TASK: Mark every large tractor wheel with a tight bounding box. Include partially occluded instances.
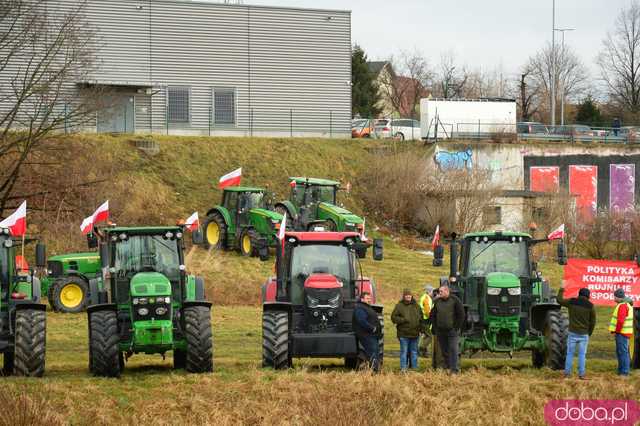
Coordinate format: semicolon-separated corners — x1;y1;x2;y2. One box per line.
632;308;640;369
184;306;213;373
51;276;90;313
14;309;46;377
262;310;290;369
203;212;227;250
543;310;568;370
274;204;290;218
89;310;121;377
239;228;259;257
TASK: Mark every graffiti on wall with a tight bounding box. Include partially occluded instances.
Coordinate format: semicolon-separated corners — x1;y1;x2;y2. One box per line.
434;148;473;170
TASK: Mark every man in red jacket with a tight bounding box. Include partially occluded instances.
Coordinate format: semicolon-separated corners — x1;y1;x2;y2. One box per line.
609;288;634;376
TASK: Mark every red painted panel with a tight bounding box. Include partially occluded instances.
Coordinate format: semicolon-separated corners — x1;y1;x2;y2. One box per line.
285;231;361;242
530;166;559;192
569;165;598;222
304;274;343;289
263;278;277;302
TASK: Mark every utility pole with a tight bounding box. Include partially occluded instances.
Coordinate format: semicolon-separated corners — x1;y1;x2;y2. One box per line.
554;28;575;126
520;74;527;121
551;0;556;127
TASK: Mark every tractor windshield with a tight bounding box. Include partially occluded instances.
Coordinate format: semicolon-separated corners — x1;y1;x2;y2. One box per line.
467;240;529;278
240;192;264;210
288;244;354;304
113;235;181;281
305;185;336;205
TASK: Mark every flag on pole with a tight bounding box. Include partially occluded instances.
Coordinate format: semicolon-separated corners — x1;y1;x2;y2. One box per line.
185;212;199;231
431;224;440;249
547;223;565;240
80;200;110;235
289;180;296;188
218;167;242;189
0;200;27;237
278;213;287;252
360;218;368;241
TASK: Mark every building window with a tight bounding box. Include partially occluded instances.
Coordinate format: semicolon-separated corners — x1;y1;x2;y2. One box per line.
214;88;236;126
167;86;190;123
483;206;502;226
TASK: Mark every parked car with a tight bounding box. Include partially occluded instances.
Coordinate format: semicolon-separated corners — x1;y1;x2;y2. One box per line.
550;124;594;137
374;119;421;140
618;126;640;141
351;119;374;138
517;122;548;134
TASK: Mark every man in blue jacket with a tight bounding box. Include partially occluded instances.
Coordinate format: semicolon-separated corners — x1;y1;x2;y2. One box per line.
353;292;381;372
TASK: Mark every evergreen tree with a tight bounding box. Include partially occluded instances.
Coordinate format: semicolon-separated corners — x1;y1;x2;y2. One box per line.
352;45;381;118
574;96;603;126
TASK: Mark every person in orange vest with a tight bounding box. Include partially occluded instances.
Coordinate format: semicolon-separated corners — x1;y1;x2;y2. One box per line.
609;288;634;376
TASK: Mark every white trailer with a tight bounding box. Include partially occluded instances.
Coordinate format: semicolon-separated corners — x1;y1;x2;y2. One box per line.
420;98;517;139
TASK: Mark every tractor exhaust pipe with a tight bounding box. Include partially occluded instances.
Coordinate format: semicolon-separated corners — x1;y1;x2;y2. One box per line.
449;233;458;279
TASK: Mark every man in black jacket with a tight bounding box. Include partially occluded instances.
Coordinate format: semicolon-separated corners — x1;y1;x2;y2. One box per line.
353;292;381;371
430;285;465;373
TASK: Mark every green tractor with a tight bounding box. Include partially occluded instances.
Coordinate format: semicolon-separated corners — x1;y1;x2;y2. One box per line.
275;177;364;232
42;252;100;313
202;186;283;256
0;228;47;376
432;230;569;369
86;226;212;377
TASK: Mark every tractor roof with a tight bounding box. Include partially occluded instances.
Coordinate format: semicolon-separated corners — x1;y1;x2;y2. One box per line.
284;231;361;242
104;226;182;234
223;186;265;193
290;177;340;187
464;231;532;239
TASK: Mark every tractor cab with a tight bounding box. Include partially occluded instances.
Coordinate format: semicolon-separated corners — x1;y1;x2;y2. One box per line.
203;186;283;256
260;232;384;369
87;226;212;377
276;177;364;232
432;230;569;369
0;228;47;377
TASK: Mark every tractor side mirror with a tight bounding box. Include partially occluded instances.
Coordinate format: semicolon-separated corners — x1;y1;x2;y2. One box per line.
99;243;109;268
557;241;567;266
87;233;98;249
35;243;46;268
372;238;383;261
192;229;204;245
433;244;444;267
258;238;269;261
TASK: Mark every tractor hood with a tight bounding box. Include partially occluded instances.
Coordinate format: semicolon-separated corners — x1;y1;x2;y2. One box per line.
318;203;363;224
250;208;283;222
486;272;520;288
304;273;344;289
48;252;99;262
130;272;172;297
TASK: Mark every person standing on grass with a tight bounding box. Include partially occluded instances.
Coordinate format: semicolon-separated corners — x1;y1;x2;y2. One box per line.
557;281;596;380
353;292;381;372
429;285;464;374
609;288;633;376
418;284;435;357
391;288;422;372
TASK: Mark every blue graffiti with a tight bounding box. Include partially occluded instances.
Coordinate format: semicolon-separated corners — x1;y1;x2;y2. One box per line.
434;148;473;170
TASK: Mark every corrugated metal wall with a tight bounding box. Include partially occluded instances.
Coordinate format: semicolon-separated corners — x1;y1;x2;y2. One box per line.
85;0;352;137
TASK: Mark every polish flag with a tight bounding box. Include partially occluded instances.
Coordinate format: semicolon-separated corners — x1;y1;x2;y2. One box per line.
218;168;242;189
278;213;287;252
80;200;109;235
547;224;565;240
185;212;199;231
360;218;368;241
289;180;296;188
0;200;27;237
431;224;440;249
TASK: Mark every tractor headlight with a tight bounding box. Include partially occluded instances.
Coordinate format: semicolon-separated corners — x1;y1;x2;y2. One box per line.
306;295;319;308
138;307;149;316
137;297;148;305
133;298;139;305
507;287;521;296
164;296;171;303
487;287;501;296
155;307;168;315
176;232;183;239
328;294;341;309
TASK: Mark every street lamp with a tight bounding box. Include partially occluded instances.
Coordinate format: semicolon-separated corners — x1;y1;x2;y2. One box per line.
554;28;575;126
551;0;555;127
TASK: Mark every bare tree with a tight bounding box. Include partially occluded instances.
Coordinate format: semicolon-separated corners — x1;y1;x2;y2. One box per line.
433;52;469;99
597;1;640;114
0;0;103;215
527;42;589;122
378;50;432;118
516;66;541;121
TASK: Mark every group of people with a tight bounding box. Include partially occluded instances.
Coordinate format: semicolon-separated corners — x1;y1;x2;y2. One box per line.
353;280;635;376
558;281;634;379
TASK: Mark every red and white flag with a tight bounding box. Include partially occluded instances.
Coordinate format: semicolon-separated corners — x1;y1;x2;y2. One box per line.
185;212;199;231
80;200;109;235
431;224;440;249
278;213;287;241
0;200;27;237
218;167;242;189
547;223;565;240
360;218;368;241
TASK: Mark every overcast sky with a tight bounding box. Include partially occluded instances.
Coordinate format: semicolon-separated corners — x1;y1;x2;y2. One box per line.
245;0;620;79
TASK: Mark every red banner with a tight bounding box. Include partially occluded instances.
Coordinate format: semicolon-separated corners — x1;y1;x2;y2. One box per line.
563;258;640;307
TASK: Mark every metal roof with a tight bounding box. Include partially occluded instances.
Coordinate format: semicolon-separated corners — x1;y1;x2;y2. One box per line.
223;186;265;192
290;177;340;186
